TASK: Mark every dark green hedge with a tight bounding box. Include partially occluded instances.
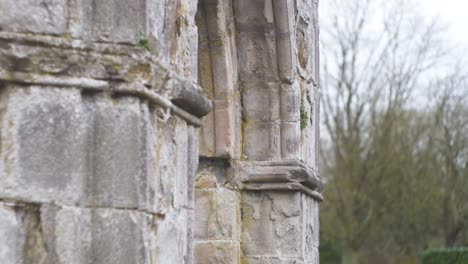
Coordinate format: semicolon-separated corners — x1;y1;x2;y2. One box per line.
422;248;468;264
319;239;342;264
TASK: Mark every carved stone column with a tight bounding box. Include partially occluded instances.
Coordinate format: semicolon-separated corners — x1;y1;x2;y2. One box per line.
195;0;323;263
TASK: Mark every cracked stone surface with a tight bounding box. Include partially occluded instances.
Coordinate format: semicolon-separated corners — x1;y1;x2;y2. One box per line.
0;0;320;263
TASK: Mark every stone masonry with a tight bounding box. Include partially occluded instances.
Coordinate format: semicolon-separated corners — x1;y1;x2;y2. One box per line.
0;0;323;264
195;0;323;263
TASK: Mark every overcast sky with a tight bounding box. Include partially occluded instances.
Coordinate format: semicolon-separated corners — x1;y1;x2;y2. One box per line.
421;0;468;48
319;0;468;53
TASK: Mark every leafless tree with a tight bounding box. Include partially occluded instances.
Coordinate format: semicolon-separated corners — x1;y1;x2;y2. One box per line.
319;0;463;263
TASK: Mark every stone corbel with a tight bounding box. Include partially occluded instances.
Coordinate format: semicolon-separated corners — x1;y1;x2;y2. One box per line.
171;80;213;118
229;160;325;200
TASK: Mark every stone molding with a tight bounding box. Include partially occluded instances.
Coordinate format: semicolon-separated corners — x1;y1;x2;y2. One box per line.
197;0;241;158
0;32;212;126
229;160;325;201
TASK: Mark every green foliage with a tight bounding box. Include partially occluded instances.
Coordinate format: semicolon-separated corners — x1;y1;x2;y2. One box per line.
421;248;468;264
320;0;468;263
320;239;342;264
139;32;151;51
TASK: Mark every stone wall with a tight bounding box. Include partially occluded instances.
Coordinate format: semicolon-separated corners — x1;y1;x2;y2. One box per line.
194;0;323;263
0;0;210;263
0;0;323;263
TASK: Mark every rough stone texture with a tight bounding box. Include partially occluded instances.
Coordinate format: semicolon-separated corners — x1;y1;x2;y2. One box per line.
0;86;195;213
194;158;241;263
194;241;240;264
242;191;302;257
195;188;239;240
0;202;159;264
0;86;87;204
72;0;146;44
0;0;321;263
195;0;322;263
197;0;241;158
0;0;206;263
0;0;68;35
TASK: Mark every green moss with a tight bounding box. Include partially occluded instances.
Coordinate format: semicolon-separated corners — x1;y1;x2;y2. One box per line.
139;32;151;52
209;37;224;46
125;63;152;82
63;33;73;41
300;96;308;130
240;116;251;160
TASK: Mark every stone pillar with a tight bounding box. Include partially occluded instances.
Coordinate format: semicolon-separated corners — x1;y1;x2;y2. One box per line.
194;1;243;263
194;0;323;263
0;1;210;263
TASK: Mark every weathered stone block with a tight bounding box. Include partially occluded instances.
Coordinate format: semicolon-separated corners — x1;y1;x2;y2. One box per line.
72;0;146;44
82;94;143;208
302;194;319;250
183;24;200;82
40;205;149;264
200;111;216;157
236;32;278;82
295;0;319;84
186;126;199;264
146;0;167;41
195;169;218;189
280;84;300;122
273;0;296;83
244;122;280;161
41;204;91;264
174;118;189;208
155;116;177;213
195;188;239;240
137;102;154;213
196;158;229;189
214;107;235;157
147;0;199;79
242;256;303;264
0;88;160;210
241;191;302;257
0;87;87;204
300;87;317;169
242;81;280;122
152;209;190;264
0;0;68;35
145;0;175;67
187;125;200;202
0;203;24;263
307;247;319;264
195;241;240;264
233;0;271;26
281;122;301;159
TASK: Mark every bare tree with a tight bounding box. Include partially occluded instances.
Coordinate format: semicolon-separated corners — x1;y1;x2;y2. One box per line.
430;72;468;247
319;0;454;263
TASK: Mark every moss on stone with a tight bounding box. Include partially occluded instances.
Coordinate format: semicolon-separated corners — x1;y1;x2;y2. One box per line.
240;116;251;160
138;33;151;52
300;96;308;130
125;63;152;82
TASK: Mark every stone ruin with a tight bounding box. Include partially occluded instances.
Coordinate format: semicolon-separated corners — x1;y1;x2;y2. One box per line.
0;0;323;263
